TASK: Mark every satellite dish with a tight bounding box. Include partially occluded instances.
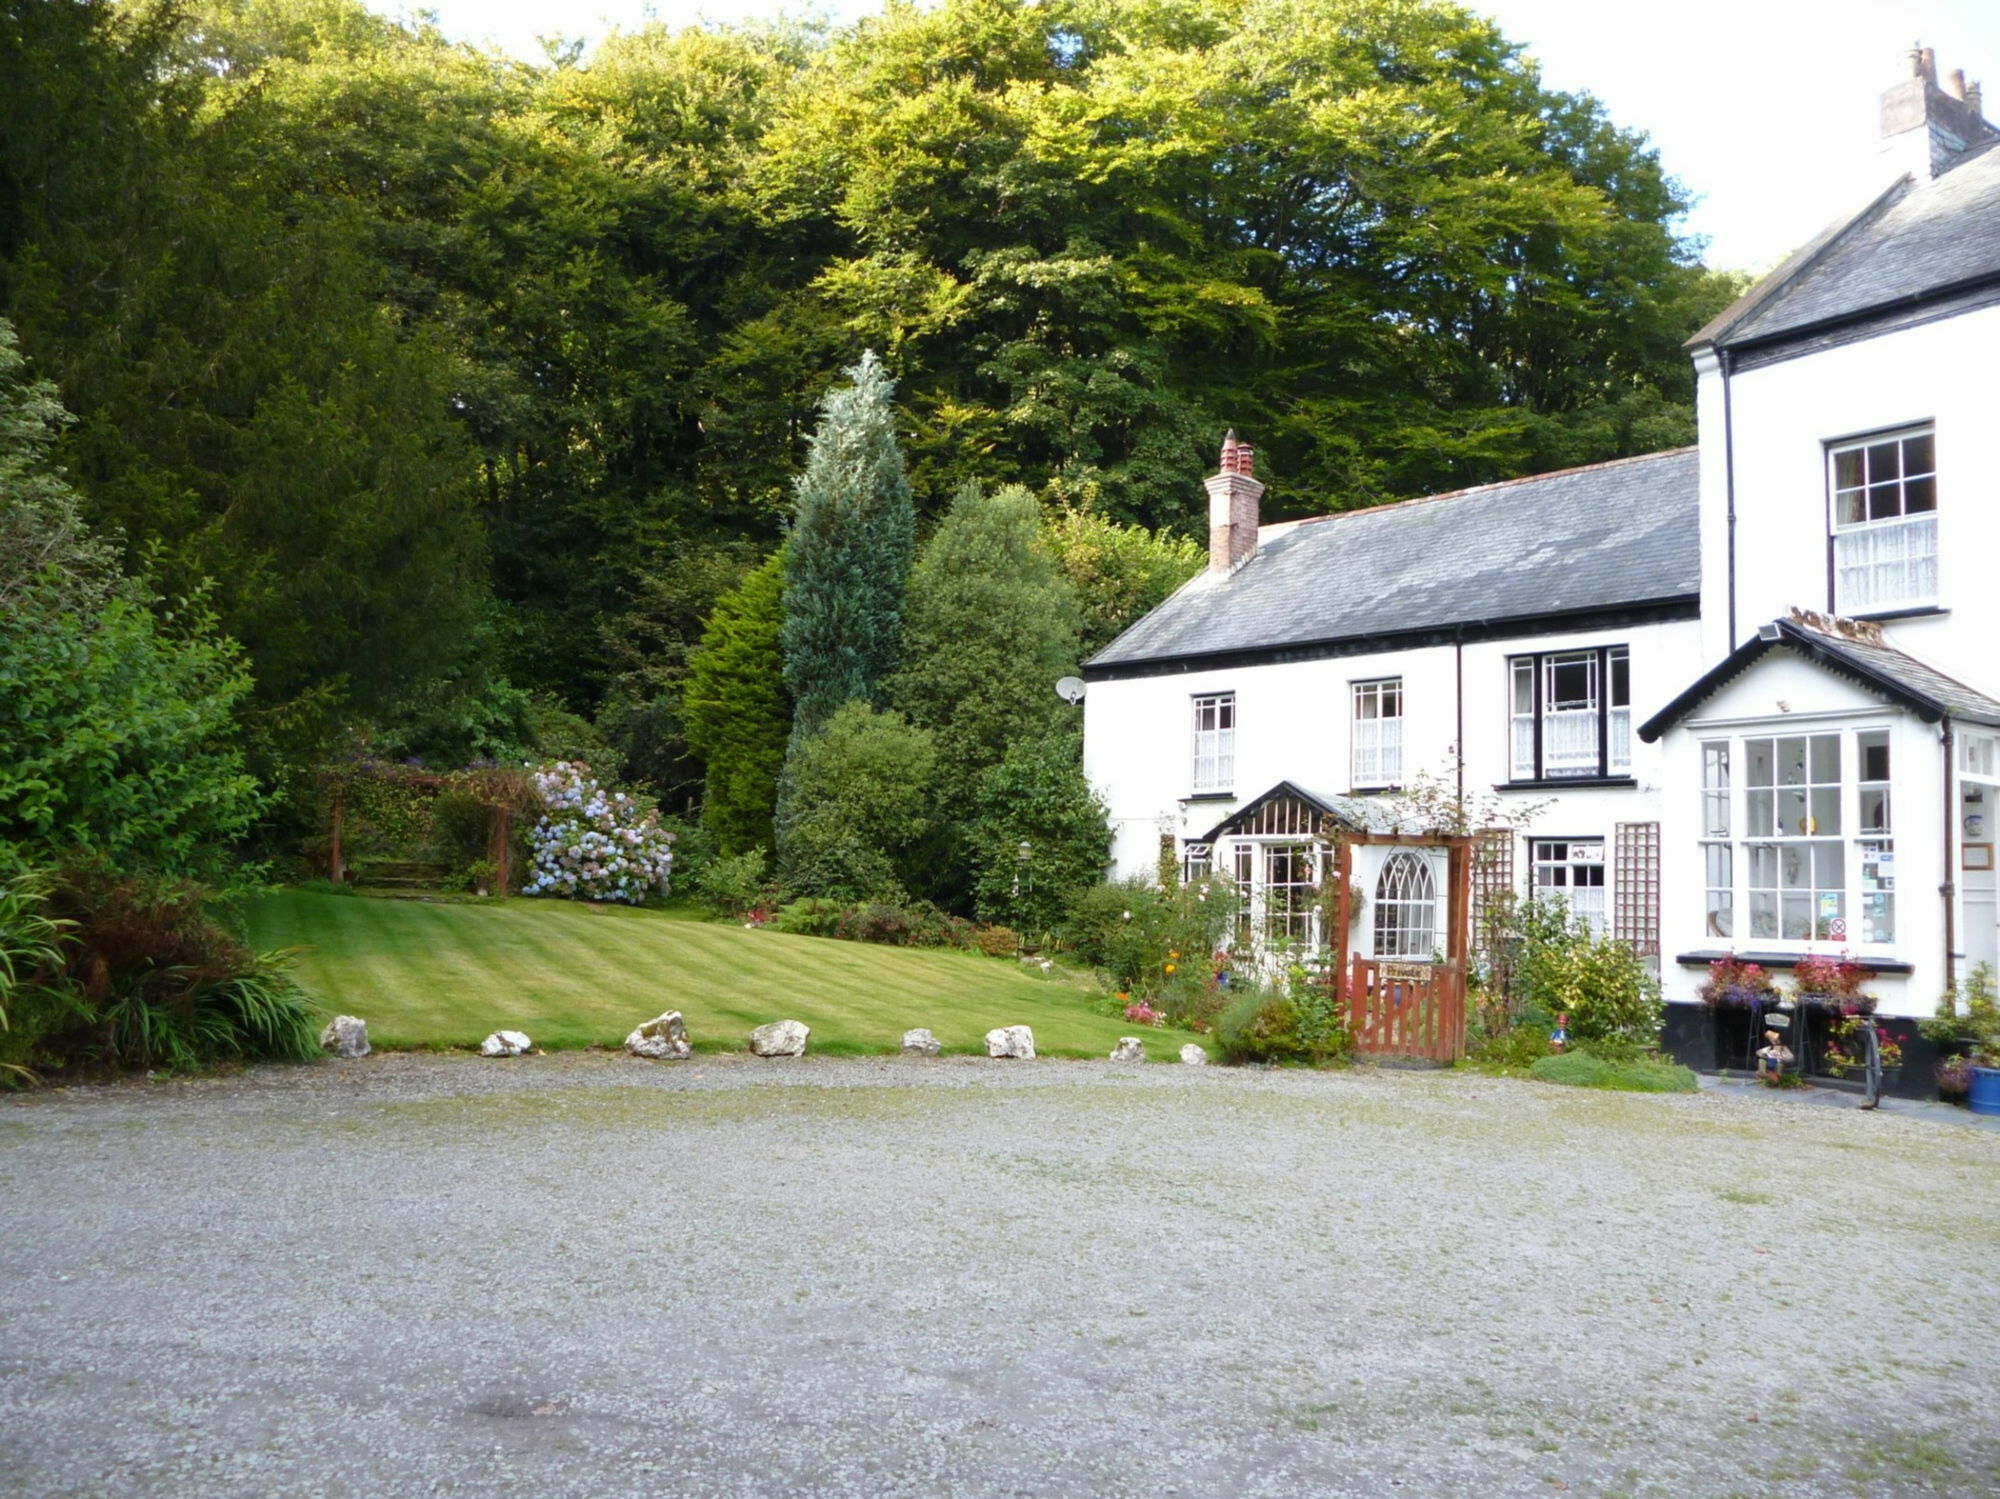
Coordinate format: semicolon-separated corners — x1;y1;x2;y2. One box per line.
1054;676;1087;705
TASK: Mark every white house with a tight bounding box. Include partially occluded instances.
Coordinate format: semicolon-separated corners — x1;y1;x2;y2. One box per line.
1081;48;1999;1080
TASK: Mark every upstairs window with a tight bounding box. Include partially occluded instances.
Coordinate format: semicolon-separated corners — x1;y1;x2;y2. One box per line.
1831;427;1937;613
1508;646;1631;781
1351;678;1403;788
1191;693;1235;793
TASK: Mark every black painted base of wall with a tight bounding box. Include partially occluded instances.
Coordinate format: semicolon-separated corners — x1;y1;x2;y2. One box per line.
1659;1002;1947;1101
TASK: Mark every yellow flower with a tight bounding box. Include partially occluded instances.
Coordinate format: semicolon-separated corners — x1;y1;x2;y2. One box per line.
1164;962;1178;975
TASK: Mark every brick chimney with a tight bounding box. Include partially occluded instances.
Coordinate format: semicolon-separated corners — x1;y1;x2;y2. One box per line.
1205;430;1265;575
1881;44;1996;181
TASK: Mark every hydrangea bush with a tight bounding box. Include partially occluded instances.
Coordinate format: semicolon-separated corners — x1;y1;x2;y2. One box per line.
522;762;675;903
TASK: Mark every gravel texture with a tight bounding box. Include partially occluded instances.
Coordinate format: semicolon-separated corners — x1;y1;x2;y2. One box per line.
3;1053;1997;1498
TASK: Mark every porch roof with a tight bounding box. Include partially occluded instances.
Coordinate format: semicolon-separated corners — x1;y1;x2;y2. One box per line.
1193;782;1442;844
1637;614;2000;741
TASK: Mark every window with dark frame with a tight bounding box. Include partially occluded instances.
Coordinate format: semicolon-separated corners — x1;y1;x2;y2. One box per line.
1829;426;1937;614
1508;645;1631;781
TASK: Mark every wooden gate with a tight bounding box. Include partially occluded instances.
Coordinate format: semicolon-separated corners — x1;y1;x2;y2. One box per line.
1347;958;1466;1061
1325;830;1474;1063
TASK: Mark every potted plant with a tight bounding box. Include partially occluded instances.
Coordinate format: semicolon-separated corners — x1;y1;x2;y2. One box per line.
1925;964;2000;1116
1821;1014;1902;1084
1936;1054;1974;1106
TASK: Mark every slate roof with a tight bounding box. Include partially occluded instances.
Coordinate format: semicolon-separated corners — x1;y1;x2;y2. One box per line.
1085;448;1699;673
1638;615;2000;741
1697;140;2000;349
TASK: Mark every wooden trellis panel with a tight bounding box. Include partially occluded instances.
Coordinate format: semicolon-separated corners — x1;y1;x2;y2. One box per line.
1614;821;1662;957
1469;829;1514;972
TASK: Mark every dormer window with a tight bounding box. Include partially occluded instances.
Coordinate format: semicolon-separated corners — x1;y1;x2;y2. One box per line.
1830;427;1937;614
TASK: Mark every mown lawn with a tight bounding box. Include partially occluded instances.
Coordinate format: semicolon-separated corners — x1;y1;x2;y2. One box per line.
246;890;1196;1059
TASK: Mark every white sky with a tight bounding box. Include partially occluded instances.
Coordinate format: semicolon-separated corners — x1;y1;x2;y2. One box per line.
386;0;2000;271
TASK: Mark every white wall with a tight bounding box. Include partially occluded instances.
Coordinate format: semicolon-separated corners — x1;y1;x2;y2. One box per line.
1696;302;2000;681
1083;617;1703;889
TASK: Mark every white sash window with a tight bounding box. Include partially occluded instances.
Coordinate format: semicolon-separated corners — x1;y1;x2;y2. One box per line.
1831;428;1937;614
1351;678;1403;788
1191;693;1235;793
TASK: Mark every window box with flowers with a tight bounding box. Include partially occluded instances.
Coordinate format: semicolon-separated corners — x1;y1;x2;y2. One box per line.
1698;956;1778;1009
1786;953;1877;1013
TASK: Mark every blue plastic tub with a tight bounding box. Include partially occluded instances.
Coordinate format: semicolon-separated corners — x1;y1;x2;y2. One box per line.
1969;1065;2000;1117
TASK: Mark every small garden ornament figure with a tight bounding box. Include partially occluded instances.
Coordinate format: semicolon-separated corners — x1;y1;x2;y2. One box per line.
1549;1012;1569;1053
1755;1029;1795;1080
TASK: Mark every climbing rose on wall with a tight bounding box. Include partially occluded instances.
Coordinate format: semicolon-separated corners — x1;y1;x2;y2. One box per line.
523;762;675;904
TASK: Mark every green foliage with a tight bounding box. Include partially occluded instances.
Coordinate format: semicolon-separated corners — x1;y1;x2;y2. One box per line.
1040;505;1204;655
0;321;112;614
0;867;73;1082
1466;999;1558;1072
893;483;1081;783
771;896;978;949
966;731;1111;937
1510;898;1662;1051
1062;873;1237;1019
1923;963;2000;1058
781;352;916;741
0;573;263;885
1528;1051;1698;1094
683;551;792;856
1215;985;1347;1067
690;847;772;918
22;863;322;1073
777;702;937;902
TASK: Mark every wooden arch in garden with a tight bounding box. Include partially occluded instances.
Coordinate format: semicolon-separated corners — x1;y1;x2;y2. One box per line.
317;761;541;896
1321;816;1475;1063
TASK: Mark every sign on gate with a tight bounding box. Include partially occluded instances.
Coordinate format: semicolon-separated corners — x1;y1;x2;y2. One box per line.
1382;961;1433;981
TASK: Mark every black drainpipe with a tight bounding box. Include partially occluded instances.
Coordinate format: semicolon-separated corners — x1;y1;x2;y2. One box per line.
1719;346;1740;648
1943;720;1958;997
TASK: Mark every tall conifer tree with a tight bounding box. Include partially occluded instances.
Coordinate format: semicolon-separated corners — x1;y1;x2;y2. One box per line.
682;550;791;858
779;351;915;742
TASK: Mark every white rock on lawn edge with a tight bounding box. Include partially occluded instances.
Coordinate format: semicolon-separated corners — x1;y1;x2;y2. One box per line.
480;1030;532;1058
319;1015;370;1059
985;1025;1035;1060
901;1028;942;1056
1179;1044;1209;1066
1109;1036;1145;1063
750;1019;809;1057
626;1011;691;1061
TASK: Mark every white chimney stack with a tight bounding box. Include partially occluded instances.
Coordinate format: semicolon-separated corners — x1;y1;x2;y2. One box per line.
1205;430;1265;575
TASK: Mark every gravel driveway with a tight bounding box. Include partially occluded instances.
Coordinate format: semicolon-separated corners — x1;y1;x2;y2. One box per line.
2;1054;1996;1498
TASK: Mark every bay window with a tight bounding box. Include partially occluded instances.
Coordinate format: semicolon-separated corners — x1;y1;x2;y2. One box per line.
1509;646;1631;780
1697;726;1896;949
1191;692;1235;793
1830;427;1936;614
